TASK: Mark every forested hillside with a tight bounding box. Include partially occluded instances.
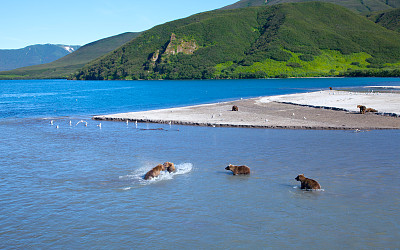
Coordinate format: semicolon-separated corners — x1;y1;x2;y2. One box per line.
72;2;400;80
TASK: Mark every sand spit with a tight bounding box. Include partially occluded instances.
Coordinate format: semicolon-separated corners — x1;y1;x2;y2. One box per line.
93;90;400;130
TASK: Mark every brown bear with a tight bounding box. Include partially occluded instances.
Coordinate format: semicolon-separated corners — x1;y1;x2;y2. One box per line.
225;164;250;175
366;107;378;113
232;105;239;111
144;164;165;180
163;162;175;173
295;174;321;190
357;105;366;114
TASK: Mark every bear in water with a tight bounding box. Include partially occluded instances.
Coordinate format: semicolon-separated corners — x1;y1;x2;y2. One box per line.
163;162;175;173
295;174;321;190
144;164;165;180
232;105;239;111
225;164;250;175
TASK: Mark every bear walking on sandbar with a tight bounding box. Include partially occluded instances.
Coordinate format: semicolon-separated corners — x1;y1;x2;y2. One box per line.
163;162;175;173
232;105;239;111
144;164;165;180
225;164;250;175
295;174;321;190
357;105;366;114
366;107;378;113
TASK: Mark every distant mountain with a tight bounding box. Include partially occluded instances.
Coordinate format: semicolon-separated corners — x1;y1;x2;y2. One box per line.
72;2;400;80
222;0;400;13
0;32;140;79
367;7;400;32
0;44;80;71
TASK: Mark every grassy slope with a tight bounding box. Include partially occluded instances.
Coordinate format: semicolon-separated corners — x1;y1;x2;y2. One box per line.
218;2;400;78
74;2;400;80
0;32;140;79
222;0;400;13
367;7;400;32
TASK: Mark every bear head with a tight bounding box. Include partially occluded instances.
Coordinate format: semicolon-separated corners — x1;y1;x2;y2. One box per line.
225;164;234;170
295;174;305;181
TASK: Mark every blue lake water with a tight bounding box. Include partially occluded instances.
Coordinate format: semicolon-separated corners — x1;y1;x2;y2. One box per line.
1;78;400;249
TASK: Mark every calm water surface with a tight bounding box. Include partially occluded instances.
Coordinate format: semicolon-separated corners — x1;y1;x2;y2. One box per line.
0;78;399;249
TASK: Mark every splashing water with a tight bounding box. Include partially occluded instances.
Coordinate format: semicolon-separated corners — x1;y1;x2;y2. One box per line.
119;163;193;188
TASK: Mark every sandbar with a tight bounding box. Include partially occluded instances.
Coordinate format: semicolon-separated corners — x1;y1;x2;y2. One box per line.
93;90;400;130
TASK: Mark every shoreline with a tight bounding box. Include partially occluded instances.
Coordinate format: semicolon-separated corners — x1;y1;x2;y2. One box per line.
93;90;400;130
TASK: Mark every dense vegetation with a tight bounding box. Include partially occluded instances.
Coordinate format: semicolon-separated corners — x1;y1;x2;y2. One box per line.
222;0;400;13
73;2;400;80
0;44;80;71
367;7;400;32
0;32;140;79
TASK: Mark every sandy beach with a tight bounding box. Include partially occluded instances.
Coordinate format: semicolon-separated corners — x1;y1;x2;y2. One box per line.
93;89;400;130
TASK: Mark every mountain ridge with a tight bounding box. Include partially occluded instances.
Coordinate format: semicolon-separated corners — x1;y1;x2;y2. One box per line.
72;2;400;80
0;32;140;79
222;0;400;13
0;44;80;71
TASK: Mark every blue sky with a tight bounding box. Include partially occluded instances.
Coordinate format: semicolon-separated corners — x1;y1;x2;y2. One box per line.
1;0;235;49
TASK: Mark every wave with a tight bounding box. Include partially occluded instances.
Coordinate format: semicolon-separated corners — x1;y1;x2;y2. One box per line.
119;163;193;188
293;186;325;191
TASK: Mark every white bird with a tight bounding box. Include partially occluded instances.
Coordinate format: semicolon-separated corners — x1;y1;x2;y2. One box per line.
265;119;269;122
76;120;88;127
97;123;102;129
292;113;295;116
126;120;129;125
56;125;59;129
69;120;72;126
50;120;54;125
303;117;307;120
211;114;215;119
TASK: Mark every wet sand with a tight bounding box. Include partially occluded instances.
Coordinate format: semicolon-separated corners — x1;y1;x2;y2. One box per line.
93;90;400;130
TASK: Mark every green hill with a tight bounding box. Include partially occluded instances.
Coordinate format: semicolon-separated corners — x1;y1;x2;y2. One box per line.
0;44;80;71
367;7;400;32
0;32;140;79
222;0;400;13
73;2;400;80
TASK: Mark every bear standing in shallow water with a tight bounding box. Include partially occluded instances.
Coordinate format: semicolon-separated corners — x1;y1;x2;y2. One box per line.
295;174;321;190
144;164;165;180
225;164;250;175
163;162;175;173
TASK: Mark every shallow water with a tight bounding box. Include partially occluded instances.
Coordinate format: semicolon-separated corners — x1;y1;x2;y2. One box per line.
0;79;399;249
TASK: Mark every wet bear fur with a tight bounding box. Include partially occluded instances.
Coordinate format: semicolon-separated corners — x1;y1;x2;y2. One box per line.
295;174;321;190
163;162;175;173
144;164;165;180
232;105;239;111
225;164;250;175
